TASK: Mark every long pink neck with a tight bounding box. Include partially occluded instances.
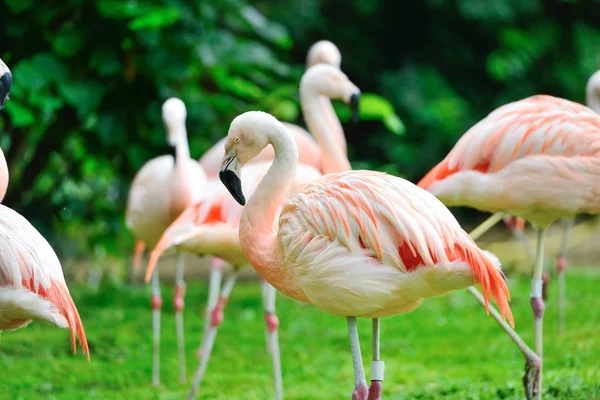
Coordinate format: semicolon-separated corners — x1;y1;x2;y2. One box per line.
239;126;308;301
302;91;351;174
0;148;7;203
170;127;194;218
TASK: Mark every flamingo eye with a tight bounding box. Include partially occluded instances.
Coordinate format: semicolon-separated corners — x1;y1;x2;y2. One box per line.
234;137;240;143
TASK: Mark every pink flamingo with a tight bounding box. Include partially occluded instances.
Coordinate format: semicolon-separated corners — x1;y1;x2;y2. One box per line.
418;94;600;399
147;162;320;400
146;64;361;399
125;97;207;385
184;41;345;339
218;111;513;400
134;44;341;271
197;40;345;179
499;70;600;334
0;61;89;360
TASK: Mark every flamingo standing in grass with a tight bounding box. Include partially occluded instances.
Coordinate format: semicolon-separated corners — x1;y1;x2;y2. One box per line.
125;97;207;385
474;69;600;335
0;58;89;360
169;41;345;343
217;111;513;400
418;94;600;399
146;64;361;399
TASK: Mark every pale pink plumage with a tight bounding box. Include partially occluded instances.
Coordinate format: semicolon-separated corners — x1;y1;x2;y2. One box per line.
125;97;207;386
0;204;89;359
0;58;89;360
246;170;512;321
418;95;600;226
418;94;600;399
145;161;321;279
220;111;513;399
126;155;206;247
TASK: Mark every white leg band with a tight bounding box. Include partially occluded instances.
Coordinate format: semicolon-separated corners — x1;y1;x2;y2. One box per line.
371;360;385;381
530;278;543;298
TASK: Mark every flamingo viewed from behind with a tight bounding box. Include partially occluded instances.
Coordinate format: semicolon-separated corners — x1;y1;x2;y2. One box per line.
146;63;361;399
0;58;89;361
218;111;513;400
418;94;600;399
125;97;207;385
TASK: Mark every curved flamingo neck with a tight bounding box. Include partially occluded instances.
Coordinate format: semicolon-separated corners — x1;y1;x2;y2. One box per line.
586;72;600;114
174;127;191;164
301;90;351;174
587;88;600;114
239;124;307;301
0;148;7;203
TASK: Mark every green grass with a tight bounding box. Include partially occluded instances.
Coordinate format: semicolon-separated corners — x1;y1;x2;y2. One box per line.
1;269;600;400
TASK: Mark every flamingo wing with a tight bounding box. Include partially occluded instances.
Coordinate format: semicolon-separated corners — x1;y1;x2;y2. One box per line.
278;170;512;322
418;95;600;189
0;205;89;360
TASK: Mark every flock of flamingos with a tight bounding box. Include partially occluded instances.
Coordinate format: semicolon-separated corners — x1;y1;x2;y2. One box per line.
0;40;599;400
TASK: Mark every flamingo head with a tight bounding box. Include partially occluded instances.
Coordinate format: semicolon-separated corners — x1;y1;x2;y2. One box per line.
0;58;12;111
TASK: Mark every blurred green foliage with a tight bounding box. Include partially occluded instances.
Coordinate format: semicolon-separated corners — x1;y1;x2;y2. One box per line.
0;0;599;265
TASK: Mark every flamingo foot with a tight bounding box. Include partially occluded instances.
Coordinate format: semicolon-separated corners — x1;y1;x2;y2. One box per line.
523;354;541;400
352;383;368;400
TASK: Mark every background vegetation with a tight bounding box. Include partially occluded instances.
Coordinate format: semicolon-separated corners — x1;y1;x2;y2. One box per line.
1;0;599;270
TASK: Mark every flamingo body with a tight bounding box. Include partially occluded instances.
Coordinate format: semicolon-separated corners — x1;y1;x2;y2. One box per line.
126;155;206;247
219;111;514;400
0;204;90;359
253;170;512;320
418;95;600;226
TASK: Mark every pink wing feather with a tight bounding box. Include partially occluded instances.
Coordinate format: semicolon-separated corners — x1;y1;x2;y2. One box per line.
419;95;600;188
278;170;513;324
0;205;89;360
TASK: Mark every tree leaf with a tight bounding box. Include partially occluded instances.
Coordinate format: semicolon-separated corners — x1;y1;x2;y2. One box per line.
5;100;36;127
128;7;181;31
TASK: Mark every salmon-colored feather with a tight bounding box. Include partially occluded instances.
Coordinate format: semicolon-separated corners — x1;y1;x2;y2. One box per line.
0;205;89;360
417;95;600;225
277;170;513;323
418;95;600;187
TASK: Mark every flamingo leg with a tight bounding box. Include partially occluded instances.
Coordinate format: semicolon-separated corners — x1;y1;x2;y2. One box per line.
188;267;239;400
466;287;540;398
174;252;187;383
468;212;506;240
557;217;572;335
531;228;547;400
347;317;368;400
468;226;541;400
367;318;383;400
151;268;162;386
197;258;224;359
263;282;283;400
261;279;272;354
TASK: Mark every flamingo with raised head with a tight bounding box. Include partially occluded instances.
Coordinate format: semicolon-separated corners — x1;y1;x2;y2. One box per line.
418;94;600;399
125;97;207;385
198;40;345;179
190;41;346;341
146;64;361;399
0;58;89;360
217;111;513;400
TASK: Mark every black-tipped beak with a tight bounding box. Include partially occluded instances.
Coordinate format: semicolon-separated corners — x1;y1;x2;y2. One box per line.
166;143;177;158
0;70;12;111
350;93;360;125
220;169;246;206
